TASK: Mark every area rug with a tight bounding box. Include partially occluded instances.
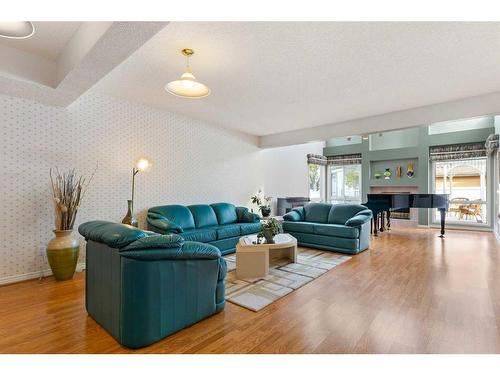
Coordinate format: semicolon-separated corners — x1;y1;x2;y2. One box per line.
224;248;351;311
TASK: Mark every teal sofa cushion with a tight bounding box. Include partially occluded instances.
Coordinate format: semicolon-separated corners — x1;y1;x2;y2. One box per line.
181;228;217;242
328;204;368;224
211;203;238;225
282;221;314;234
149;205;195;230
188;204;219;228
312;223;359;239
217;224;241;240
208;237;240;255
239;222;261;235
304;203;332;223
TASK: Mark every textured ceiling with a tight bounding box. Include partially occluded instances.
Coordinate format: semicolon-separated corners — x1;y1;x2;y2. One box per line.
94;22;500;136
0;22;81;61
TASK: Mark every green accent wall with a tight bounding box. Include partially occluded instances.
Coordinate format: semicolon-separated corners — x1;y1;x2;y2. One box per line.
323;125;495;227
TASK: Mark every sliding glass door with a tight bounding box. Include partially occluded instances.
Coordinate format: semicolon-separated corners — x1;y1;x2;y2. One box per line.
432;158;488;225
329;164;362;204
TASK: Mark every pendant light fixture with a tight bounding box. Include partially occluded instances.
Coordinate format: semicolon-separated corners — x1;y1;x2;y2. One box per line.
165;48;210;98
0;22;35;39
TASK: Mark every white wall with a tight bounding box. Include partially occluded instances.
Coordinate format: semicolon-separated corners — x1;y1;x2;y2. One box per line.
0;92;263;284
259;142;325;214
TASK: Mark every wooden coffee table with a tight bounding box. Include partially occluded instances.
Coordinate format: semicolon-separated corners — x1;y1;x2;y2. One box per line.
235;233;297;279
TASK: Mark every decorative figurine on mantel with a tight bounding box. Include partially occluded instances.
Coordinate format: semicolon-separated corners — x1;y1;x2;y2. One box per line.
383;168;392;179
406;162;415;178
395;165;402;178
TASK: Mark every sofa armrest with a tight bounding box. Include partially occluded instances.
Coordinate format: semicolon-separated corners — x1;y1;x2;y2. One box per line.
243;211;260;223
236;206;260;223
120;241;221;261
283;207;304;222
121;234;184;251
78;220;147;248
345;212;372;227
147;212;184;233
356;209;373;217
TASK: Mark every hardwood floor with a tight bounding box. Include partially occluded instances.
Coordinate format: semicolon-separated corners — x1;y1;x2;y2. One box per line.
1;227;500;354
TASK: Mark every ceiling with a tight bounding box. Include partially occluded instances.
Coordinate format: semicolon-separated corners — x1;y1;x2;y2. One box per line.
0;22;81;61
2;22;500;143
94;22;500;136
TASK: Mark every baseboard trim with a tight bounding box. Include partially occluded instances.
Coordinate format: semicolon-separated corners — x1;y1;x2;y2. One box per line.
0;262;86;286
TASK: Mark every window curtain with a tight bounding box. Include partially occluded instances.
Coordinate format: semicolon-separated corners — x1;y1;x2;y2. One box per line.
327;153;362;165
307;153;327;166
429;142;487;161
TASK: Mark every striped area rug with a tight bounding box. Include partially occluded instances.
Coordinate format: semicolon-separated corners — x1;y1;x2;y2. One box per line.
224;248;351;312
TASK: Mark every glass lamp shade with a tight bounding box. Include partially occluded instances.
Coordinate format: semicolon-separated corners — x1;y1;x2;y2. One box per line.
135;158;151;172
0;22;35;39
165;71;210;98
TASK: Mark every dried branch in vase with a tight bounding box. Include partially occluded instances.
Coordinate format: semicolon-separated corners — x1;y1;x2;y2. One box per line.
49;166;97;231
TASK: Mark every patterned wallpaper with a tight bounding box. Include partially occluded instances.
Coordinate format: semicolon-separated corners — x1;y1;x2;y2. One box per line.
0;92;262;283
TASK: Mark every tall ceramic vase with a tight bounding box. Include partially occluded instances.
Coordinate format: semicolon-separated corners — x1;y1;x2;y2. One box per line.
46;230;80;281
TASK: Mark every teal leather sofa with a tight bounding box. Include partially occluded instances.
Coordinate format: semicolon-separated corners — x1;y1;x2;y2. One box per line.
78;220;226;348
147;203;261;255
282;203;372;254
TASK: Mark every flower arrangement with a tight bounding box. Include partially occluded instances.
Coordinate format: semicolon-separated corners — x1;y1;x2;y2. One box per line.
250;189;272;217
49;167;96;231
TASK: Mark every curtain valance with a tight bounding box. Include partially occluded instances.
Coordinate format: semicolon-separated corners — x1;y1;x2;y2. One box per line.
307;154;327;166
326;153;362;165
429;142;487;161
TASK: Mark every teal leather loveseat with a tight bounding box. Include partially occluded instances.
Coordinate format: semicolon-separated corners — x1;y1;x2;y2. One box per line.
78;221;226;348
147;203;261;255
282;203;372;254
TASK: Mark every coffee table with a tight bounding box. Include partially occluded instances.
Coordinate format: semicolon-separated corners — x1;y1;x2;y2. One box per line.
235;233;297;279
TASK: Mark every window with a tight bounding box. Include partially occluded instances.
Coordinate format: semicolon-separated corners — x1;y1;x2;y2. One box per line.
430;142;489;226
308;164;323;201
329;164;362;204
433;158;488;224
307;154;327;202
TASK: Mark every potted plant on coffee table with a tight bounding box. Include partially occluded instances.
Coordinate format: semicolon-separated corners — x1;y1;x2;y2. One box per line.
257;218;283;244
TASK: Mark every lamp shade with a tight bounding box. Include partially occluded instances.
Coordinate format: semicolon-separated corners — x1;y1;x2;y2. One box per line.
0;22;35;39
165;48;210;99
165;71;210;98
135;158;151;172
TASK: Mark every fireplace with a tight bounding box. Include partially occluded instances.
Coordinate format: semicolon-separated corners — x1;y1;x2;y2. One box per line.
276;197;310;216
369;186;419;227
